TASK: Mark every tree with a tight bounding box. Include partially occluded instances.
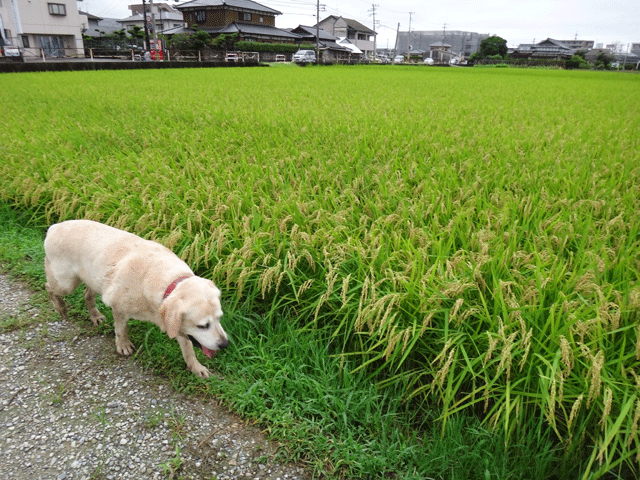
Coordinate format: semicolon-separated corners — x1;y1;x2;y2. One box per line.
575;49;587;59
129;26;145;40
190;29;211;50
211;33;239;51
566;54;590;69
478;35;508;59
596;51;614;70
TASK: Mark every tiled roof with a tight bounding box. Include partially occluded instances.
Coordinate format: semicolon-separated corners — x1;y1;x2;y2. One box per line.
290;25;337;41
214;22;301;39
176;0;281;15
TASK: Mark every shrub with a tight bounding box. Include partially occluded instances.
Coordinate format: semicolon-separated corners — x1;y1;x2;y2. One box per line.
235;41;315;53
565;55;590;70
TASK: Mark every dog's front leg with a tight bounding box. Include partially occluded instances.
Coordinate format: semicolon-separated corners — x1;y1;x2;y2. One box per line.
176;335;210;378
113;311;135;355
84;287;106;326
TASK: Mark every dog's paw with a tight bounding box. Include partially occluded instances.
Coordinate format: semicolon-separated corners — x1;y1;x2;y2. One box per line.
116;339;136;356
190;363;210;379
90;313;106;326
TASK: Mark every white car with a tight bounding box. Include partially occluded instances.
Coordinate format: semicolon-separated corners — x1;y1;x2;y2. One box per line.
393;55;405;64
424;57;434;65
293;49;316;63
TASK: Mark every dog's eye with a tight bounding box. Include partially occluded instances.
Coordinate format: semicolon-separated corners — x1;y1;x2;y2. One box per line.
197;322;210;330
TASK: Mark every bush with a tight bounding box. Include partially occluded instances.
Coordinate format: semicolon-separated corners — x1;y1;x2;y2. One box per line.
565;55;590;70
235;41;315;54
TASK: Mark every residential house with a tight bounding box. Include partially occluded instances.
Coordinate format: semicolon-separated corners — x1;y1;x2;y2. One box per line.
120;3;185;35
172;0;300;44
396;30;489;59
510;38;574;60
584;47;639;68
0;0;85;58
288;25;358;61
557;39;594;52
80;12;123;37
316;16;375;57
425;42;461;64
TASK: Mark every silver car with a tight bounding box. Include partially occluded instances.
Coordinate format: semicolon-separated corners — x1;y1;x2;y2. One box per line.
293;49;316;63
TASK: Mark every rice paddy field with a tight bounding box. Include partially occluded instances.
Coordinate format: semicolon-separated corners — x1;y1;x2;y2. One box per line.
1;65;639;479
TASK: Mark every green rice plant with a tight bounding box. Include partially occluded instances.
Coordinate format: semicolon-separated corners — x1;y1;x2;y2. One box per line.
1;66;639;478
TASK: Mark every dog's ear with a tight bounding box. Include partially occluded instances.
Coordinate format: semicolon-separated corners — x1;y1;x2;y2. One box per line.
159;298;183;339
206;280;221;297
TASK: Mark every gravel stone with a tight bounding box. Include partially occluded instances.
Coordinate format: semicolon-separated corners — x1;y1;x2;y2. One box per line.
0;274;309;480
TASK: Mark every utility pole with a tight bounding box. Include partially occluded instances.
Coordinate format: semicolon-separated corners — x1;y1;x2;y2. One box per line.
393;22;399;58
150;0;158;44
407;12;414;58
142;0;151;51
315;1;325;61
369;4;378;59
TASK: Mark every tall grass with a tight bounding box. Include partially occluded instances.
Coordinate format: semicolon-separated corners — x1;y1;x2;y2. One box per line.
1;66;639;477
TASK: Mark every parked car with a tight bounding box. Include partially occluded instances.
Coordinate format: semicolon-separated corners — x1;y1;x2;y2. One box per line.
225;52;239;62
293;49;316;63
423;57;434;65
275;54;286;62
1;46;22;62
393;55;405;64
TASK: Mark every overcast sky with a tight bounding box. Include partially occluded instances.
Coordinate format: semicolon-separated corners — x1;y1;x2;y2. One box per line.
81;0;638;51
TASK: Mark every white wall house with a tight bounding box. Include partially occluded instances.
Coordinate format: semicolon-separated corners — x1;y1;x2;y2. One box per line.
316;16;375;57
1;0;85;58
119;3;184;35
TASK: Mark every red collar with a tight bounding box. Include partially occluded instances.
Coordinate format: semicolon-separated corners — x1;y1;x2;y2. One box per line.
163;276;191;300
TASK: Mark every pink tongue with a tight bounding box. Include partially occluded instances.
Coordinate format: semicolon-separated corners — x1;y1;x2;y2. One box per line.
202;346;217;359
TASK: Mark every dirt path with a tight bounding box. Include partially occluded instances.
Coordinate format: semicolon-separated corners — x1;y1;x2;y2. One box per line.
0;274;308;480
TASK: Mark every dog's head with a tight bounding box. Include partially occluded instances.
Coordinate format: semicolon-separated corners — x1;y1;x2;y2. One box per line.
159;277;228;357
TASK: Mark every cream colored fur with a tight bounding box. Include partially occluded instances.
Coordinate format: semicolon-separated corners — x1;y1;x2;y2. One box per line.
44;220;228;378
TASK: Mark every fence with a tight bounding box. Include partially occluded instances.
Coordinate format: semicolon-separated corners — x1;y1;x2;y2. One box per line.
1;47;260;63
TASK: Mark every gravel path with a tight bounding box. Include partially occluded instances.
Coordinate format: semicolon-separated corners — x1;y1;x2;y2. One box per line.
0;274;309;480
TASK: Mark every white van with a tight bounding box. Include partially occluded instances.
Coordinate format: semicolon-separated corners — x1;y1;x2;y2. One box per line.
293;49;316;63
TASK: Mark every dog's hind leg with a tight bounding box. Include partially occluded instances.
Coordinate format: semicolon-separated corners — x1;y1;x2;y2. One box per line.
47;290;68;320
113;310;135;356
44;256;77;320
84;287;106;326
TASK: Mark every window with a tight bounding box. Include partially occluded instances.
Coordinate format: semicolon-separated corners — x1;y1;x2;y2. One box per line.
195;10;206;23
241;12;251;21
22;35;30;48
48;3;66;16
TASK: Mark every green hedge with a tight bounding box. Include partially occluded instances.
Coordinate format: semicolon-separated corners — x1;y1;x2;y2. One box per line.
236;41;315;53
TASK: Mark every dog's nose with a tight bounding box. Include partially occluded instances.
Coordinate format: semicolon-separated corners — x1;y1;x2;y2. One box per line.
218;338;230;350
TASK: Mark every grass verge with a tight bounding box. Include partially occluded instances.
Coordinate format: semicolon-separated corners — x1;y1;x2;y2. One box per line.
0;203;563;479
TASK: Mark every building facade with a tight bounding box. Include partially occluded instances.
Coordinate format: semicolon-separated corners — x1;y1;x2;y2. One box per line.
1;0;85;57
316;16;375;57
174;0;299;43
557;39;594;51
511;38;575;60
396;30;489;59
